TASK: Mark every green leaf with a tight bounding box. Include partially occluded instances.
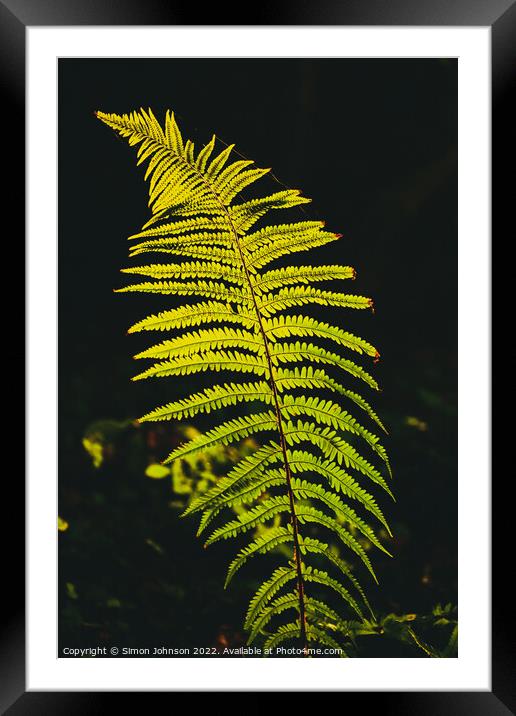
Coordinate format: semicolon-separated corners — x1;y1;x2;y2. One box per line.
97;106;393;653
145;463;170;479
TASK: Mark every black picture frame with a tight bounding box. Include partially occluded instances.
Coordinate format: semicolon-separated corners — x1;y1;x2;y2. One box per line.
4;1;511;711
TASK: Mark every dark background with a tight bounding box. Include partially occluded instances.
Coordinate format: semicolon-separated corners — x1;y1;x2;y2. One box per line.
58;58;457;657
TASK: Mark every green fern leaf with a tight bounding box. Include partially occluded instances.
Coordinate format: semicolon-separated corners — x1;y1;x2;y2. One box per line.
116;279;252;304
128;301;258;334
247;228;341;270
300;536;374;617
121;261;244;283
183;443;283;516
129;243;238;265
252;265;355;293
264;315;378;358
245;566;298;631
287;450;391;533
132;350;267;382
224;526;293;588
283;421;393;498
306;624;347;655
127;216;230;240
303;566;364;617
270;342;379;390
197;469;285;519
205;495;292;546
98;106;393;655
138;381;273;422
280;395;391;475
291;479;390;556
258;286;372;316
134;328;264;361
295;506;377;583
128;230;233;251
273;366;387;433
163;412;278;463
263;621;303;651
230;190;311;233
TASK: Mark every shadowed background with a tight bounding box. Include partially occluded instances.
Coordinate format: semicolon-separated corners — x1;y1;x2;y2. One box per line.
58;58;457;657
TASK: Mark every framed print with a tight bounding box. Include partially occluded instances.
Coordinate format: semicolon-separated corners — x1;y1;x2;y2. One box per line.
2;0;512;710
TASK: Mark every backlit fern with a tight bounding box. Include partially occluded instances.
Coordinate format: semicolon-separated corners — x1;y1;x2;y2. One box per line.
96;107;393;656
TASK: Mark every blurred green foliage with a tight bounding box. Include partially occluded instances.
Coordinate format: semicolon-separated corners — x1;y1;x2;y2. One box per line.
58;415;457;657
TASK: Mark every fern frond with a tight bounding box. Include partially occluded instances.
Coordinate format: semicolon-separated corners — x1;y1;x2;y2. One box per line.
265;315;378;359
295;506;377;584
205;494;292;546
245;566;298;630
300;536;374;618
195;134;216;171
163;411;278;463
241;221;324;251
128;230;233;251
306;624;347;655
117;280;252;305
138;381;273;422
128;301;258;333
183;443;283;516
134;327;264;361
121;261;244;284
248;591;303;644
205;143;234;179
196;469;285;518
127;216;229;240
287;450;391;533
263;621;303;651
284;421;393;498
247;228;341;270
274;367;387;433
132;350;267;382
249;592;349;647
210;158;254;191
291;479;390;556
303;566;364;617
270;342;379;390
98;106;393;655
258;286;372;316
280;395;390;475
129;243;238;265
219;167;271;205
224;526;293;588
252;265;355;293
230;190;311;233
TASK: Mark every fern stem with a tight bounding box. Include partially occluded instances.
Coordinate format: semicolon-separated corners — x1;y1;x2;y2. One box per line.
220;207;309;655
